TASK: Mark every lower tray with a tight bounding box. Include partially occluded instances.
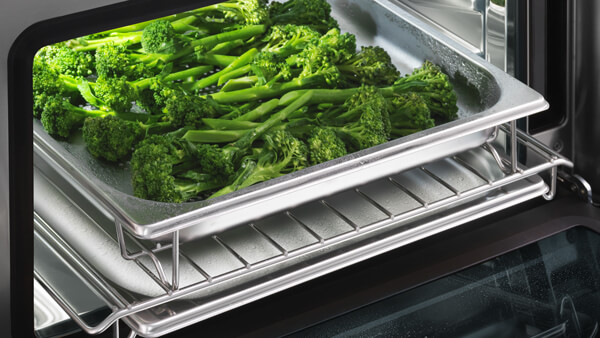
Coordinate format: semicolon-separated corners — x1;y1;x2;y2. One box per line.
34;135;568;336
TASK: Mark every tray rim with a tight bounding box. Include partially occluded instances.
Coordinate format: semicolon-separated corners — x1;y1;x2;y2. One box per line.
32;0;549;240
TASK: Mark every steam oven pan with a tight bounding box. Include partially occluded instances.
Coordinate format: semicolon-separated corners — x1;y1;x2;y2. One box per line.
32;0;548;243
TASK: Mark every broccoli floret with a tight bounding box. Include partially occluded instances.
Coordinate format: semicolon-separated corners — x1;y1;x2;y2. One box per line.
388;92;435;137
337;46;399;87
393;60;458;122
261;24;321;56
35;44;95;77
82;114;175;162
269;0;339;33
320;85;391;137
32;61;83;118
95;43;156;80
189;143;237;181
327;95;391;151
307;127;346;165
141;20;178;54
82;115;145;162
210;130;308;198
164;94;219;128
250;51;292;85
92;76;138;113
193;0;270;25
130;134;224;203
40;95;112;138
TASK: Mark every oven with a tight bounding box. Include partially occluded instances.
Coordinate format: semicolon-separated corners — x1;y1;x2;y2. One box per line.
1;0;598;336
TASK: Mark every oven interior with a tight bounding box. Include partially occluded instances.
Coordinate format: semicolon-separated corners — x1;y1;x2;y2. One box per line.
22;0;599;336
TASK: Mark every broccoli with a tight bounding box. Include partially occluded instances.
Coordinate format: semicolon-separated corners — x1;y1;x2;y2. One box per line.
32;62;83;118
82;115;145;162
183;89;314;144
90;65;214;113
393;61;458;122
307;127;347;165
337;46;400;87
94;43;161;80
163;93;219;128
387;92;435;137
35;44;94;77
330;100;390;151
260;24;321;57
209;130;308;198
141;20;178;54
67;16;198;52
249;51;292;86
130;134;225;203
269;0;339;33
192;0;270;26
39;94;115;138
290;28;356;82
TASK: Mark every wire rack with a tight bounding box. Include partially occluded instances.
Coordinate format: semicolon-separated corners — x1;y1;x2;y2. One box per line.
34;124;572;337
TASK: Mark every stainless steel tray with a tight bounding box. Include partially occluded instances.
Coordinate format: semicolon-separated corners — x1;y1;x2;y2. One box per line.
33;0;548;242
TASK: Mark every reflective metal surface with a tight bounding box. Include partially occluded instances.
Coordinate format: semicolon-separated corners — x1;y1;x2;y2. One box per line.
34;127;570;336
32;0;548;244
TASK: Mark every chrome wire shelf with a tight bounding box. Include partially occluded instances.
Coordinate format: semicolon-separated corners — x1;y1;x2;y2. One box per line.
34;124;572;337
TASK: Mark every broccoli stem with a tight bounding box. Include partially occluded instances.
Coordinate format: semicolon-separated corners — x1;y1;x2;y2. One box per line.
220;76;258;92
189;48;258;91
69;16;198;52
209;39;246;54
182;91;313;146
234;98;280;121
195;54;238;68
95;11;196;34
181;129;250;143
279;79;430;106
202;118;259;130
210;74;324;103
134;65;214;90
217;64;252;86
174;175;225;201
234;90;314;149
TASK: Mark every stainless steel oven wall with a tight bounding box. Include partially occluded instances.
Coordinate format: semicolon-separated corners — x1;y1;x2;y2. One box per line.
0;0;123;334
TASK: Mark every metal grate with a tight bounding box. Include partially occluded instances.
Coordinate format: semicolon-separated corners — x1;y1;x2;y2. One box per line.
34;125;572;337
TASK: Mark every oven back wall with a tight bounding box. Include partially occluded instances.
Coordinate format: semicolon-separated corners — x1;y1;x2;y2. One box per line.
0;0;123;334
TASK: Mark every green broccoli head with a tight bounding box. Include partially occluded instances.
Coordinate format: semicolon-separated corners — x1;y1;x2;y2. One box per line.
263;129;309;174
337;85;391;136
136;79;178;114
251;51;292;85
192;143;236;181
40;95;107;138
229;0;270;25
333;94;390;151
141;20;177;54
93;76;136;113
95;43;153;80
82;115;144;162
130;134;188;203
35;44;94;77
395;61;458;122
338;46;399;87
39;95;80;138
293;28;355;84
269;0;339;33
307;127;347;165
262;24;321;55
164;94;219;128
